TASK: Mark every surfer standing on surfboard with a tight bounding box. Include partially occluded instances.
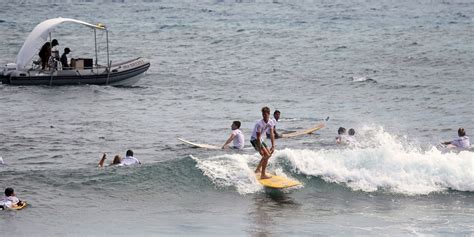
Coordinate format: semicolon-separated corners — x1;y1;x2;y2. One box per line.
222;121;245;150
251;106;275;179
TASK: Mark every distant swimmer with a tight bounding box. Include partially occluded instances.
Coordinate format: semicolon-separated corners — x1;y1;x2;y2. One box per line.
1;187;24;210
251;106;275;179
335;127;347;144
222;121;245;150
121;150;141;165
346;128;357;145
266;110;281;139
442;128;470;149
98;150;141;167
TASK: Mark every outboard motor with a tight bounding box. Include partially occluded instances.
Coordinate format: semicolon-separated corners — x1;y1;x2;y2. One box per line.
2;63;17;76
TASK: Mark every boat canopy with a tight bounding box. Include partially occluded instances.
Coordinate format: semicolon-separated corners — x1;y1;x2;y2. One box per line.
16;18;106;70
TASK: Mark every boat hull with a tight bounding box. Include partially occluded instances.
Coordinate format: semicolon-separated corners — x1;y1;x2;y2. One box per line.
1;58;150;86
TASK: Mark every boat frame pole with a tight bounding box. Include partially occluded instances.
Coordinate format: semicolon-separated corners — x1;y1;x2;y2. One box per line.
106;28;110;85
94;29;98;71
49;32;54;86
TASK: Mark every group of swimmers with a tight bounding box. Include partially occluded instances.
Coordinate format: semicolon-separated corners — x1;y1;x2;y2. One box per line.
97;149;141;167
1;109;470;209
335;127;357;145
216;106;471;179
0;150;141;210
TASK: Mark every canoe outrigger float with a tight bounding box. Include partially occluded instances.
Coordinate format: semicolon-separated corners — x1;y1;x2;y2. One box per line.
1;18;150;86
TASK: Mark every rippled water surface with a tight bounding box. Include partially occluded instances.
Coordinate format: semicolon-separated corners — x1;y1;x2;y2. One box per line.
0;0;473;236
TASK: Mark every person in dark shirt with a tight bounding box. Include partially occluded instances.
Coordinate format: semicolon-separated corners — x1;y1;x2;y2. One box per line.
38;42;51;70
60;47;71;69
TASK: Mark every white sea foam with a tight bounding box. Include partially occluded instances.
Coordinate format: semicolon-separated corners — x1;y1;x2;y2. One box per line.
194;128;474;195
193;153;303;195
280;127;474;195
192;154;263;194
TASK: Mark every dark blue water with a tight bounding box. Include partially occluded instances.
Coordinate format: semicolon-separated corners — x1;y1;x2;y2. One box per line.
0;0;473;236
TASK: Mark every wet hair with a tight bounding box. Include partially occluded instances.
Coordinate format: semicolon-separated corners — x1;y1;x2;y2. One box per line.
126;150;133;157
52;39;59;46
458;128;466;137
274;110;280;115
233;121;241;129
261;106;270;114
348;128;355;136
112;155;122;165
338;127;346;135
5;187;14;197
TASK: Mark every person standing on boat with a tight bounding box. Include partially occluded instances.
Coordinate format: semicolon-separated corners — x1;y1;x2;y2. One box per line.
51;39;59;60
38;42;51;70
61;48;71;69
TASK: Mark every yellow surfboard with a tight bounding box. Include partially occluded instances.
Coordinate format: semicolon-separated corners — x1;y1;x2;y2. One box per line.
2;201;28;210
256;173;302;189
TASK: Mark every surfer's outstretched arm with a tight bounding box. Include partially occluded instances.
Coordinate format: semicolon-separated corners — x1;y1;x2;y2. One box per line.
98;153;107;167
222;133;236;149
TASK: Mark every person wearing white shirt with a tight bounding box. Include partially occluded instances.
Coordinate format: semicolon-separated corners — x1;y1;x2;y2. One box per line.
443;128;470;149
120;150;141;166
266;110;281;139
346;128;357;146
251;106;275;179
335;127;347;144
1;188;23;209
222;121;245;150
98;150;141;167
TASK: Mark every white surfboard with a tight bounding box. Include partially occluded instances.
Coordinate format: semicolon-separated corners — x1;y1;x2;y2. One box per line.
178;138;221;149
280;123;325;138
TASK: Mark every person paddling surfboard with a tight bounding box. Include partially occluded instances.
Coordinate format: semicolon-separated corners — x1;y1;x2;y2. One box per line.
251;106;275;179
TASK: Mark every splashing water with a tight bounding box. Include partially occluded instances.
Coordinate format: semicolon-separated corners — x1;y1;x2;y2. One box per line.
192;154;263;194
281;127;474;195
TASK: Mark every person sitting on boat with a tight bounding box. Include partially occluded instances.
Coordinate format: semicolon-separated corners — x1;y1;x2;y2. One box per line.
442;128;470;149
38;42;51;70
98;150;141;167
1;187;24;210
60;47;71;69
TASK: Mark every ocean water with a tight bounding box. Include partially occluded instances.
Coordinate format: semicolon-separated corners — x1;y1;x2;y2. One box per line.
0;0;473;236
